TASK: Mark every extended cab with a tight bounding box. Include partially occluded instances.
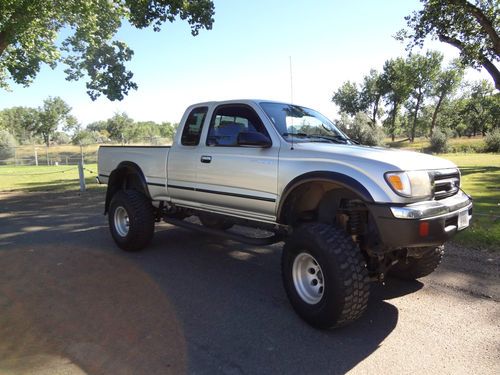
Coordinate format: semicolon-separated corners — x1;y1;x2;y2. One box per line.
98;100;472;329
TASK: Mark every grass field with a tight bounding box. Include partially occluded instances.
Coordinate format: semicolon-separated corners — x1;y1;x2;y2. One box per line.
0;163;101;192
386;136;485;152
441;153;500;250
0;153;498;249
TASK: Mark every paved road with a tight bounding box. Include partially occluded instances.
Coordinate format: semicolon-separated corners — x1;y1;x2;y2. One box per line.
0;190;498;375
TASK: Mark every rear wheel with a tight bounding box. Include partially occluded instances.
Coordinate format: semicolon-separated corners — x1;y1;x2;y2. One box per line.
282;223;370;329
389;246;444;280
109;190;155;251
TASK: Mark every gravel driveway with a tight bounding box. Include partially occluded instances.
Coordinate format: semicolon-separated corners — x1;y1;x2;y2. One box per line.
0;189;498;375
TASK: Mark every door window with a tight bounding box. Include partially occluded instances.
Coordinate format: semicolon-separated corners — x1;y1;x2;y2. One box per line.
207;105;269;146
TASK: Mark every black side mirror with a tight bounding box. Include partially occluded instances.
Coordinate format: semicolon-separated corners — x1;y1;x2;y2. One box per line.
237;131;272;148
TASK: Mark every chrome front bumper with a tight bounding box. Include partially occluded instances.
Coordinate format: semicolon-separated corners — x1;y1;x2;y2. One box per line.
390;191;473;220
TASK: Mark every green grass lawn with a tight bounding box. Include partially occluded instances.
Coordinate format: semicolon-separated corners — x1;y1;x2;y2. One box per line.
441;153;500;250
0;163;101;192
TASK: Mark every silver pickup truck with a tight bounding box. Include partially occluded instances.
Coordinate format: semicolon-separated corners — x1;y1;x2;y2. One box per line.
97;99;472;329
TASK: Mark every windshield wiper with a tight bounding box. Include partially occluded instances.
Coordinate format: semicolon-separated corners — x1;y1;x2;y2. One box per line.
307;134;348;144
282;132;333;143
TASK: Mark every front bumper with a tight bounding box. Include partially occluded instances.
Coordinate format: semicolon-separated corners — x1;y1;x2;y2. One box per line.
368;191;473;249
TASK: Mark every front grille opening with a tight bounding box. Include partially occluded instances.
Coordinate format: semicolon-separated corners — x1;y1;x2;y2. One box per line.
432;170;460;200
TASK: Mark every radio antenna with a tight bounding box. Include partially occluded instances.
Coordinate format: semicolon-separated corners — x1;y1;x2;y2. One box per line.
289;56;294;150
289;56;294;104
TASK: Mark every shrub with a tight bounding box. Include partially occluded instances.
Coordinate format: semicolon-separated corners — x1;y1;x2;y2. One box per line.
429;128;448;153
338;112;385;146
484;128;500;152
0;130;17;161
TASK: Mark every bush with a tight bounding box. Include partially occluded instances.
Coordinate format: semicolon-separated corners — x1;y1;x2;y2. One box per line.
429;128;448;153
0;130;17;161
484;128;500;152
338;112;385;146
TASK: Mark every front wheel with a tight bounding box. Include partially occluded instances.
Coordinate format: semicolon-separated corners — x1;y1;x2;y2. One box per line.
282;223;370;329
108;190;155;251
389;246;444;280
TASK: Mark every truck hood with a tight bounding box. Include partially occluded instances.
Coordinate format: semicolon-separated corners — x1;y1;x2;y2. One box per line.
291;143;457;171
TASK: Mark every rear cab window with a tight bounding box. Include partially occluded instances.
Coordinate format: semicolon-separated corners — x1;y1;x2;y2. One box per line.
181;107;208;146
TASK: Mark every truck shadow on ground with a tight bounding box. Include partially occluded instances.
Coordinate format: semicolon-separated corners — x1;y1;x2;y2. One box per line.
0;189;472;374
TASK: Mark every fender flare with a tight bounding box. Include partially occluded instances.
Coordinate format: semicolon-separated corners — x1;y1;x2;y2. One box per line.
104;161;150;214
277;171;374;223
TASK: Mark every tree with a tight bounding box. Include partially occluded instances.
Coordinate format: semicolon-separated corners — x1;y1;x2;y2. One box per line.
359;69;387;126
0;0;215;100
462;80;500;135
36;97;73;146
398;0;500;90
332;81;362;116
429;61;464;135
0;106;39;143
381;57;413;141
406;51;443;141
106;112;134;142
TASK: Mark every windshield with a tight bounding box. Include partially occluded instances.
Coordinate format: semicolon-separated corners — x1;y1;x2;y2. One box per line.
260;102;350;144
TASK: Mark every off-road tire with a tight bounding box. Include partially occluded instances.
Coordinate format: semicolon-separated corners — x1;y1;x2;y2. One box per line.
282;223;370;329
390;246;444;280
199;213;234;230
109;190;155;251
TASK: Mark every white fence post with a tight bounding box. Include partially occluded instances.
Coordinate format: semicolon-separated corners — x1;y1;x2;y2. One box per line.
78;161;86;192
34;148;38;166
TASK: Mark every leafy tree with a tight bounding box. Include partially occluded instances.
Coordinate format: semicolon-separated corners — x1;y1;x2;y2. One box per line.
332;81;362;116
462;80;499;135
336;112;385;146
398;0;500;90
36;97;73;146
359;69;387;126
159;121;178;139
106;112;134;142
429;60;464;135
381;57;413;141
0;129;16;160
0;0;215;100
406;51;443;141
0;106;39;143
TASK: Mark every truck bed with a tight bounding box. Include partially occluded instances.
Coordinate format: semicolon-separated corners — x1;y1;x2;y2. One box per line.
97;145;170;199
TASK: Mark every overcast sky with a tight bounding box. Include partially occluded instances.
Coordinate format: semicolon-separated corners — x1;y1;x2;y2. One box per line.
0;0;491;126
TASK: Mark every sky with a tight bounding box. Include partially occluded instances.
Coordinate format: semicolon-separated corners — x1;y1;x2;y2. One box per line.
0;0;491;126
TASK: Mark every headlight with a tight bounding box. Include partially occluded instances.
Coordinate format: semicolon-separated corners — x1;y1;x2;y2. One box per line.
385;171;431;198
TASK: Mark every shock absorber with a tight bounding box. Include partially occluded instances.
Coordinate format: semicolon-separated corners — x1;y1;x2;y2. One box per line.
346;200;365;236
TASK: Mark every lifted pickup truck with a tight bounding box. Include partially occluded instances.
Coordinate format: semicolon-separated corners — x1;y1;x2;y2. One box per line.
98;99;472;329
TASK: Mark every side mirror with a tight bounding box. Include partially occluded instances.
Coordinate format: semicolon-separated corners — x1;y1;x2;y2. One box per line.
237;131;272;148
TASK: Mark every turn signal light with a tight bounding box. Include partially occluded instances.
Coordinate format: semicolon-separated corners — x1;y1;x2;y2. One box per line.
387;175;404;191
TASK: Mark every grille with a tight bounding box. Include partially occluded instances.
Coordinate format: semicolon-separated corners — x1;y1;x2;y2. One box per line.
431;169;460;200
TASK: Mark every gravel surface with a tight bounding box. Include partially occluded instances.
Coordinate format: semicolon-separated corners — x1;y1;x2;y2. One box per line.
0;189;498;375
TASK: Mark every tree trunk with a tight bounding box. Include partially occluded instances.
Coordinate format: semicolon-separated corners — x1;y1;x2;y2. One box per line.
371;95;381;128
410;92;422;142
430;94;445;136
0;31;8;56
390;101;399;142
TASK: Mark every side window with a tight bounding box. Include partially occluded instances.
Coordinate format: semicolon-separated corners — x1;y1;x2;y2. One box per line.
207;105;269;146
181;107;208;146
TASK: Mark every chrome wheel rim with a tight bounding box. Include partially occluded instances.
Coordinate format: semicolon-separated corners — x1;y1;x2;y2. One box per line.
292;252;325;305
114;206;129;237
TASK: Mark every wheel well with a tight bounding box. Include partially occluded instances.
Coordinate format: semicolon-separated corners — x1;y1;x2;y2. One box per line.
278;180;364;226
104;162;151;214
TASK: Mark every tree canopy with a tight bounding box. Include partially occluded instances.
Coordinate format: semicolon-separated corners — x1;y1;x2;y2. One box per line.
397;0;500;90
0;0;215;100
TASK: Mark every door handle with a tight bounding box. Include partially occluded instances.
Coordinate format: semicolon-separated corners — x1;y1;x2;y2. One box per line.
200;155;212;163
